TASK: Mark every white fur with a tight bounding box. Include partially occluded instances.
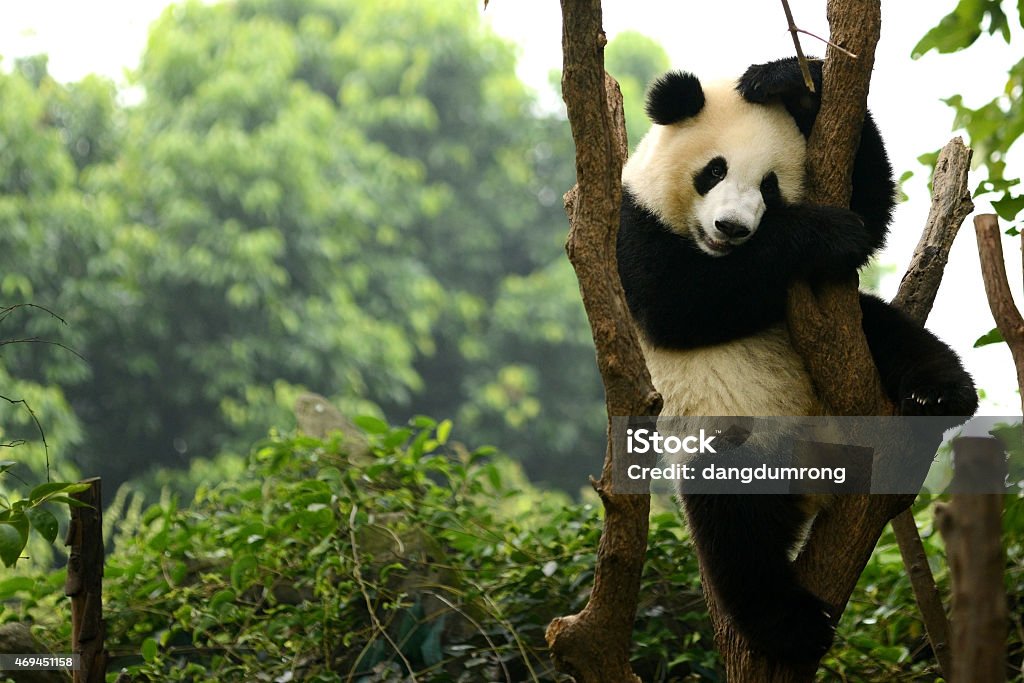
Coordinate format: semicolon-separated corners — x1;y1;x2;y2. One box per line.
624;79;817;420
623;79;806;255
641;325;822;418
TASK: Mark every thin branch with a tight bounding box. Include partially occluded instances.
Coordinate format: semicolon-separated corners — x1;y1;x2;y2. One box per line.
423;591;513;683
780;0;816;92
0;393;51;482
0;303;70;327
345;505;418;683
795;29;859;59
975;213;1024;416
0;337;87;362
891;510;952;677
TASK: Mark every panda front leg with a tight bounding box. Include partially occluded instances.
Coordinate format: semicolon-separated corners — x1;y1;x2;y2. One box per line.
682;492;835;662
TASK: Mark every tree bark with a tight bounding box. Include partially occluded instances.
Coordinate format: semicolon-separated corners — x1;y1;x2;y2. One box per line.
935;437;1009;683
721;3;974;681
64;478;107;683
546;3;661;681
886;137;974;681
712;2;884;678
975;213;1024;417
551;1;976;679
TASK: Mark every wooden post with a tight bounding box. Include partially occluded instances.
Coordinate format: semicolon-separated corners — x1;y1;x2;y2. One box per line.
936;438;1008;683
64;477;107;683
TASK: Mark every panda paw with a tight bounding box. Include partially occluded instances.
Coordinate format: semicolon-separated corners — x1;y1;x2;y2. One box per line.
738;587;836;662
900;380;978;418
737;58;822;103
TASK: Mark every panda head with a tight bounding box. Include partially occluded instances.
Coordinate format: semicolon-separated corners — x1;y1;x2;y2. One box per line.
623;71;807;257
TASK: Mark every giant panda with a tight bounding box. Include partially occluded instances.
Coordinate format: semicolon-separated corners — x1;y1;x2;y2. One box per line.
616;57;978;662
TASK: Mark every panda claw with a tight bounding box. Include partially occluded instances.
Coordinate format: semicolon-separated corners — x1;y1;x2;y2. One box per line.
899;380;978;417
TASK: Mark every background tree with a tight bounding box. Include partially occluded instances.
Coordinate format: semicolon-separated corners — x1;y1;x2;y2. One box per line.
912;0;1024;356
1;0;597;489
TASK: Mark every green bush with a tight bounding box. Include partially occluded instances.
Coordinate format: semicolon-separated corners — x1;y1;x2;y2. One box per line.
3;418;1022;681
88;419;713;682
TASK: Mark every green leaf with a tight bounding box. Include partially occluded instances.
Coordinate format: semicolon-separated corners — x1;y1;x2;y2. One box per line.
26;507;59;543
485;464;502;491
917;150;940;169
41;495;91;508
0;520;28;568
974;327;1005;347
912;12;982;57
410;415;437;429
141;637;158;663
993;193;1024;222
420;617;445;666
353;415;388;434
28;481;90;504
436;419;452;445
230;554;258;590
0;576;36;597
210;588;237;610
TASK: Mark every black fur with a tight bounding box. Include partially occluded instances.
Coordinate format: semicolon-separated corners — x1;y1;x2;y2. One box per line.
683;492;835;662
617;191;976;418
694;156;728;196
619;58;978;662
618;192;876;348
737;56;897;249
646;71;705;125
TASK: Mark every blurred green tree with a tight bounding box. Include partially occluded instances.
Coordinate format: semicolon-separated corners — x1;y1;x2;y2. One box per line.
605;30;671;147
2;0;606;490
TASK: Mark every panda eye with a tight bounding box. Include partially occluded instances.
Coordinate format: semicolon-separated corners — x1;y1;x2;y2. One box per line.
760;172;781;205
694;156;728;196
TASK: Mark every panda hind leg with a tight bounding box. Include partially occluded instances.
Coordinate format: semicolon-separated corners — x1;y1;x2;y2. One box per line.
683;493;835;662
859;293;979;419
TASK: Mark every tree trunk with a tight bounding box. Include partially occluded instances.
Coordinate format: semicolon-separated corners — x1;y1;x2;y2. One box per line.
546;3;660;680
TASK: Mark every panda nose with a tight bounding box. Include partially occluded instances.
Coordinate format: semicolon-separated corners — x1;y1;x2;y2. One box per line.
715;220;751;239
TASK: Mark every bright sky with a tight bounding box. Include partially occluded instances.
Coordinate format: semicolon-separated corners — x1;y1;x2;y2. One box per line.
1;0;1021;414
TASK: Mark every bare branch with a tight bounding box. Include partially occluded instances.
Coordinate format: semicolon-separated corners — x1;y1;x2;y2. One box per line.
892;138;974;320
780;0;816;92
0;337;87;362
0;393;51;482
0;303;70;327
891;510;952;677
547;2;661;681
795;29;859;59
975;213;1024;416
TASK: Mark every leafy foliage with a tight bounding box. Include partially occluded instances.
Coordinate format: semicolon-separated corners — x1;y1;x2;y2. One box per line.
914;0;1024;232
86;421;717;681
2;417;1023;680
0;475;89;568
605;31;671;147
0;0;593;490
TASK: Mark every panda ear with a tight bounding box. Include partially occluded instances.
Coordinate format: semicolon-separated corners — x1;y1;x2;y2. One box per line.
645;71;705;125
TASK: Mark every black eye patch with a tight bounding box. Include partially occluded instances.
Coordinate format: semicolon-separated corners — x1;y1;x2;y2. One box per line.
694;156;727;196
760;172;782;207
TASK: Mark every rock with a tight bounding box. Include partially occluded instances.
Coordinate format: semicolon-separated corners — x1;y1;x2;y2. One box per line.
0;623;72;682
293;392;371;461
